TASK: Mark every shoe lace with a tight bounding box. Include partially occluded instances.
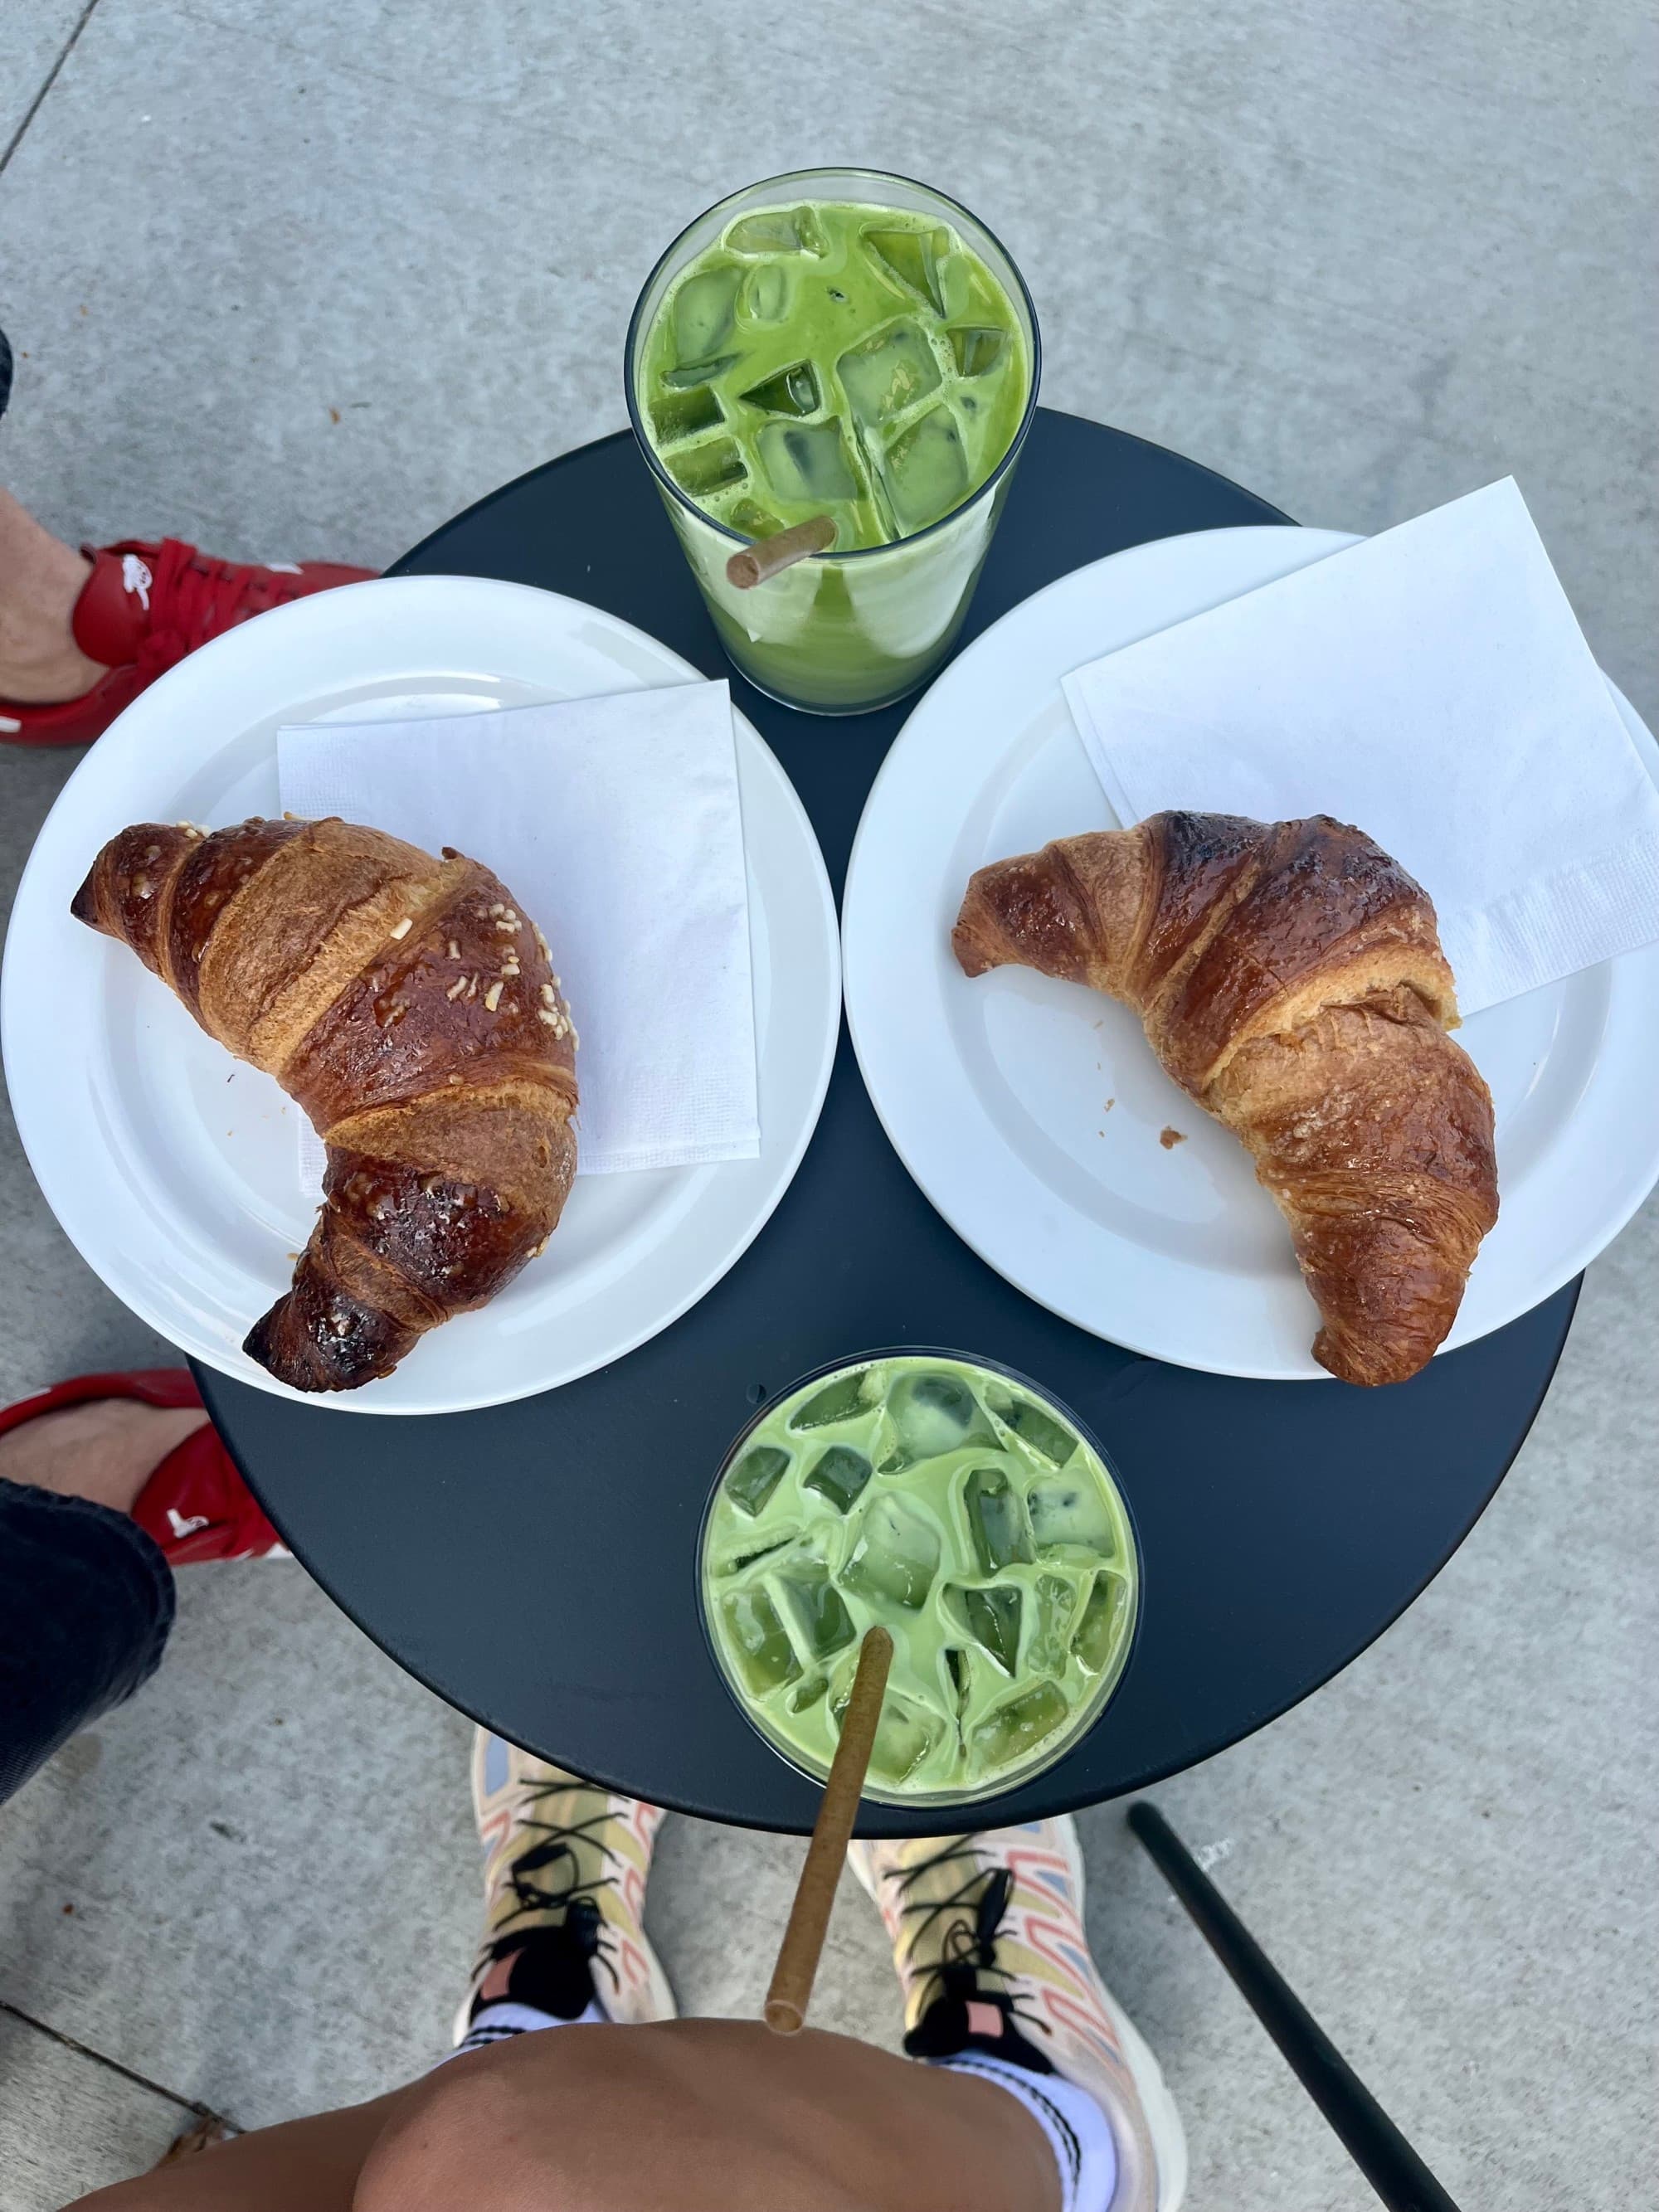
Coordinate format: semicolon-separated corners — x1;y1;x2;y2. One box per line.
888;1840;1044;2040
474;1786;625;2000
131;539;287;684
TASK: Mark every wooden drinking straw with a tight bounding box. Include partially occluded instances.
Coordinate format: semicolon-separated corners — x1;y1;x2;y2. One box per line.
726;513;838;589
764;1624;894;2035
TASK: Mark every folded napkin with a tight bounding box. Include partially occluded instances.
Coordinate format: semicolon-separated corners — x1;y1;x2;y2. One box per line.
1063;479;1659;1013
278;681;758;1183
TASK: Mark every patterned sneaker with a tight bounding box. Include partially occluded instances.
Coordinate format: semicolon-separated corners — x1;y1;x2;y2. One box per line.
849;1818;1187;2211
457;1730;675;2042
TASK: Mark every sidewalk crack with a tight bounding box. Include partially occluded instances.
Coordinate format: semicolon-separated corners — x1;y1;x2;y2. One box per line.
0;1996;236;2132
1;0;105;176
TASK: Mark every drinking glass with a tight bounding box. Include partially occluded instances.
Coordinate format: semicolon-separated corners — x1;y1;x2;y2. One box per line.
626;168;1040;716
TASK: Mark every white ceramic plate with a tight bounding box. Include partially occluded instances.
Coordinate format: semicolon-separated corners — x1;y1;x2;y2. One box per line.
2;576;840;1414
844;527;1659;1380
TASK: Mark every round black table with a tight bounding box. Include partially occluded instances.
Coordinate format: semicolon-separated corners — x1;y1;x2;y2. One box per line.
195;410;1576;1837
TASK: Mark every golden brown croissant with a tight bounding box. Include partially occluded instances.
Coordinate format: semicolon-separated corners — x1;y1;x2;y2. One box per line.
953;812;1498;1387
73;816;578;1392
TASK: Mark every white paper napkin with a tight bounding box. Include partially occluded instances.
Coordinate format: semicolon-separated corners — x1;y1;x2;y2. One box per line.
278;682;758;1183
1062;479;1659;1014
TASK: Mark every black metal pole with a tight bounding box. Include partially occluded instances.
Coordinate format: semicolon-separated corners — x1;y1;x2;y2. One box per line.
1126;1801;1462;2212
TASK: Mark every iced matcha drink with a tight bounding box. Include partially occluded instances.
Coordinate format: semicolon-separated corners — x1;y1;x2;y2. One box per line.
700;1355;1137;1805
626;169;1039;714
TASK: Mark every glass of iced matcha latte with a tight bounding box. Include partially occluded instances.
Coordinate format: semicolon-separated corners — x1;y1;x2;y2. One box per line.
627;170;1039;715
699;1352;1138;1807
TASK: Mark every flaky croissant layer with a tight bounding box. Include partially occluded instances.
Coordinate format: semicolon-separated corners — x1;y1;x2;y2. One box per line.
954;812;1498;1387
75;815;577;1392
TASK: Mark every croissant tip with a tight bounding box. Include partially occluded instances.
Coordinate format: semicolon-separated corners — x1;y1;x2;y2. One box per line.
951;913;995;979
242;1307;329;1393
1313;1328;1429;1389
241;1304;293;1382
245;1281;411;1393
70;866;99;927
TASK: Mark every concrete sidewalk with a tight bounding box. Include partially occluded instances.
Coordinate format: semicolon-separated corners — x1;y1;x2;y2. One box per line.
2;3;1654;2205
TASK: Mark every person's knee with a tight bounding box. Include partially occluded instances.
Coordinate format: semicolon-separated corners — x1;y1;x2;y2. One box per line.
354;2031;643;2212
356;2020;929;2212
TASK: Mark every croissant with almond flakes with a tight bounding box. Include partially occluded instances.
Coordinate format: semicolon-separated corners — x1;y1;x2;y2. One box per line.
953;811;1498;1386
73;815;577;1392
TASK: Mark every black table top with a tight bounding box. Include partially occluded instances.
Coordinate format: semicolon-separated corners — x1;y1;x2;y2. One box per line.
196;410;1575;1837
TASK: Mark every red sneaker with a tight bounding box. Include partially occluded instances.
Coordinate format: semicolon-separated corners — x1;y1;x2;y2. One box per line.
0;1369;285;1563
0;537;377;747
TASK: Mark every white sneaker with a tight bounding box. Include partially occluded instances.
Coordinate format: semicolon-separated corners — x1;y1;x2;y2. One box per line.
455;1729;676;2042
849;1816;1187;2210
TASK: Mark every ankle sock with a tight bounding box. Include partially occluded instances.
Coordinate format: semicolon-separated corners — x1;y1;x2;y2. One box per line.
449;1996;606;2061
929;2050;1117;2212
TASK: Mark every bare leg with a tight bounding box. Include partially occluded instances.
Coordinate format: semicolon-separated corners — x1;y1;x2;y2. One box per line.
0;487;107;700
0;1400;209;1514
68;2020;1060;2212
67;2092;406;2212
362;2023;1062;2212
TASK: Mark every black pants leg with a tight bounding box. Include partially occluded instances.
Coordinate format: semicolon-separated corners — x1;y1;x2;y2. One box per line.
0;1479;175;1804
